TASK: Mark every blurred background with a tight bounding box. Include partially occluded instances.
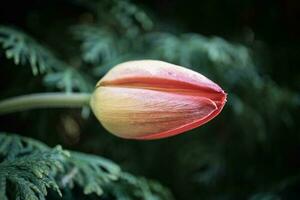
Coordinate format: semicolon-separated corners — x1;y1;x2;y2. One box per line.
0;0;300;199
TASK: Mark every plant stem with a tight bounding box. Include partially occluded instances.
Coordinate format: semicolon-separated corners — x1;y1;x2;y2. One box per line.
0;93;91;115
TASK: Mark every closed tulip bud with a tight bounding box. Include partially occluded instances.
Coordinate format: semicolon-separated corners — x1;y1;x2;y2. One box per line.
90;60;227;140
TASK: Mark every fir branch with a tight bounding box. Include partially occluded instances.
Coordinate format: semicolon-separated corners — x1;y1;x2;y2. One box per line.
0;133;49;160
61;151;121;196
0;26;57;75
0;133;173;200
111;0;153;32
0;26;94;92
43;67;94;93
72;25;136;76
0;145;67;200
72;0;153;32
72;26;119;65
108;172;173;200
146;32;254;71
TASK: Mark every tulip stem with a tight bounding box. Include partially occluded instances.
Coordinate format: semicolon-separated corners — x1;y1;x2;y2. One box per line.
0;93;91;115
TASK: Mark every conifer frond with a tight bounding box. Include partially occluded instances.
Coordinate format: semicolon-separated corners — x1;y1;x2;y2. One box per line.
111;0;153;32
73;0;153;32
0;26;93;92
0;133;173;200
0;145;67;200
43;67;94;93
72;25;136;76
61;151;121;196
0;133;49;160
146;32;254;71
72;26;119;65
0;26;57;75
109;173;173;200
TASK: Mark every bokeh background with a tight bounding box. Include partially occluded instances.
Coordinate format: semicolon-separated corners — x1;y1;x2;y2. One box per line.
0;0;300;199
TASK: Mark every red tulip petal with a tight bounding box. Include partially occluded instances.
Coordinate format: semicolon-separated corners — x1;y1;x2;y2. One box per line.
136;94;226;140
90;86;220;139
98;60;223;94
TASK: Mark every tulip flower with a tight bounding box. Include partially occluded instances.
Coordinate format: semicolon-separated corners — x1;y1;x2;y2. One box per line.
90;60;226;140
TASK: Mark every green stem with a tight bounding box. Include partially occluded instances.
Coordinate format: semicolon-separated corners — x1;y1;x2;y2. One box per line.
0;93;91;115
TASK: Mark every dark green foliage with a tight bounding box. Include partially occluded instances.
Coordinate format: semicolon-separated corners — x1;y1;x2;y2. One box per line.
0;0;299;200
0;146;65;200
0;26;93;93
62;151;120;195
0;133;173;200
0;134;66;200
0;27;56;75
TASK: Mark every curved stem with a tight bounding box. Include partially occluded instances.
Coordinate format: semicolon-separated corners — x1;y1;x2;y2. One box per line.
0;93;91;115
